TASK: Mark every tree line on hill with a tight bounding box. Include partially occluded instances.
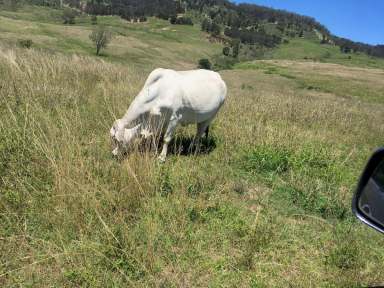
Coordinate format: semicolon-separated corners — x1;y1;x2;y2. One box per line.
10;0;384;58
333;36;384;58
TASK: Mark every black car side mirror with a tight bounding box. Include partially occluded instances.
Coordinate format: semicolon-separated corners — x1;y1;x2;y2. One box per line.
353;148;384;233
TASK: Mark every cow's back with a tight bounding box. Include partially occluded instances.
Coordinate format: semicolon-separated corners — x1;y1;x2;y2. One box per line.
176;69;226;124
126;68;226;126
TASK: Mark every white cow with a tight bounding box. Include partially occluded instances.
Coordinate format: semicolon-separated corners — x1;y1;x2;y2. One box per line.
110;68;227;161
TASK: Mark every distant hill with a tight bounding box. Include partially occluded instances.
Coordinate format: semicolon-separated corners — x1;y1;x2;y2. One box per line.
18;0;384;60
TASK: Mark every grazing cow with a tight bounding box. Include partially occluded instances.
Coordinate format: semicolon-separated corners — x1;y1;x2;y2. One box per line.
110;68;227;161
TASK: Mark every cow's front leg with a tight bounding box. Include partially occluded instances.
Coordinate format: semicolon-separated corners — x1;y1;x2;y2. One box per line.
158;116;179;162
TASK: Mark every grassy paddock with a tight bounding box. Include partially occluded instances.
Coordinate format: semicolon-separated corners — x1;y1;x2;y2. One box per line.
1;45;384;287
267;38;384;69
1;4;384;287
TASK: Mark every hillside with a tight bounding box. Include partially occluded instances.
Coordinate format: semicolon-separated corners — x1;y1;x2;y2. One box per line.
1;4;384;287
0;5;221;69
267;38;384;69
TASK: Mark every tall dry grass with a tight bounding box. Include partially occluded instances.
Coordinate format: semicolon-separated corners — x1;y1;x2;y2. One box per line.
0;47;159;285
1;47;384;287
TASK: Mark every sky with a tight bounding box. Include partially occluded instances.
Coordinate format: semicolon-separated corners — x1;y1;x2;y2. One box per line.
232;0;384;45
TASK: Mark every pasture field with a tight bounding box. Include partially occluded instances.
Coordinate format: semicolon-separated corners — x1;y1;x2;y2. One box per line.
0;5;221;69
267;38;384;70
1;4;384;288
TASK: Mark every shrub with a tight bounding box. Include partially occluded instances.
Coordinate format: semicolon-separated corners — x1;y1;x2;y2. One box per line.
18;39;33;49
139;16;147;22
170;15;177;24
197;58;212;70
91;15;97;25
201;17;212;32
157;13;170;21
210;22;221;36
170;16;193;25
212;55;238;71
62;7;76;24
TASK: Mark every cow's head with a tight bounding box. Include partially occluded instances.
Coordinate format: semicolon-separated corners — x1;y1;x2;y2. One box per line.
110;119;142;157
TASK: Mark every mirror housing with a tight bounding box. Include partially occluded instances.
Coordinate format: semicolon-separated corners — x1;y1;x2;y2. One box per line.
352;148;384;234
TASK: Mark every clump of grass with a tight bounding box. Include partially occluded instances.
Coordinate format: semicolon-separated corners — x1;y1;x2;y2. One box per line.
241;143;352;219
232;181;248;195
243;145;291;175
156;166;174;197
17;38;33;48
186;181;204;198
274;184;347;219
326;224;362;270
239;213;277;270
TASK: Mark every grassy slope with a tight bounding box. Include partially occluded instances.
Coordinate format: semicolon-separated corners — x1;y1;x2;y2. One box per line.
0;5;221;69
1;5;384;287
267;37;384;69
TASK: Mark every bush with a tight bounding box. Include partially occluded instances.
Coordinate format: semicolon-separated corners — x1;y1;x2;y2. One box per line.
212;55;238;71
201;17;212;32
157;13;170;21
62;7;76;24
2;0;22;11
210;22;221;36
197;58;212;70
170;15;177;24
170;16;193;25
18;39;33;49
91;15;97;25
139;16;147;22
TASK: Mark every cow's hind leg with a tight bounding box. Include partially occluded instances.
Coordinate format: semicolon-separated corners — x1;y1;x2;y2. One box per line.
205;125;210;139
158;116;179;162
191;119;212;153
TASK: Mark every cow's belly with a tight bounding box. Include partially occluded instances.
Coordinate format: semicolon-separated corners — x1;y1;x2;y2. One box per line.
178;107;218;125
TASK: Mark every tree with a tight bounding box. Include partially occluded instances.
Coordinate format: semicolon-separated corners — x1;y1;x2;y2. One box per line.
231;39;240;58
3;0;22;10
210;22;221;36
201;17;212;32
222;46;230;56
198;59;212;70
89;27;113;56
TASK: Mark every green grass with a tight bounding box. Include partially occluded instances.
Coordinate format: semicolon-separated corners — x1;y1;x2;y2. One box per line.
267;38;384;69
240;143;353;218
1;4;384;287
235;60;384;104
0;5;221;69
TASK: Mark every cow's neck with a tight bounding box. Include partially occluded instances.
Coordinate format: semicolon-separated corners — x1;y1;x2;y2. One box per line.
121;104;149;128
